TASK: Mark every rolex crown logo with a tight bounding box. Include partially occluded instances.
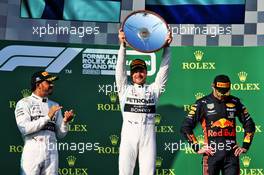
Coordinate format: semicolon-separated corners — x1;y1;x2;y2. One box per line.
241;156;251;167
196;135;204;145
109;135;119;146
156;157;163;168
194;50;204;61
195;92;205;100
21;89;31;98
238;71;247;82
155;114;162;125
66;156;76;167
109;92;118;103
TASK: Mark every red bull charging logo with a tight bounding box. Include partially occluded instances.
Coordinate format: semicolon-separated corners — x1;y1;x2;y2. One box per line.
211;118;234;128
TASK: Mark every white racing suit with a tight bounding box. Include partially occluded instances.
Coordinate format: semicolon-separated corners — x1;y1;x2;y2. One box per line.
116;44;170;175
15;93;68;175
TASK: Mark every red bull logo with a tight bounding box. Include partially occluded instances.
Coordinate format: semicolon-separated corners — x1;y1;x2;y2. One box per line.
211;118;234;128
208;128;236;137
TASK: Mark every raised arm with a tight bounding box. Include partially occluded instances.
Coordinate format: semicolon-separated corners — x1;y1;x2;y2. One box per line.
152;31;172;98
152;47;171;98
115;29;128;98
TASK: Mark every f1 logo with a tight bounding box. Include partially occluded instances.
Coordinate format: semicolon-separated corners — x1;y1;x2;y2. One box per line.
0;45;83;72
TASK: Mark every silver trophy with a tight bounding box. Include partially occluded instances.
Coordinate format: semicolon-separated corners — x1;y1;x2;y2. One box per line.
122;10;169;53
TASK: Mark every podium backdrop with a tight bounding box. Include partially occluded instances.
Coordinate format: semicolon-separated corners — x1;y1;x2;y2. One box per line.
0;40;263;175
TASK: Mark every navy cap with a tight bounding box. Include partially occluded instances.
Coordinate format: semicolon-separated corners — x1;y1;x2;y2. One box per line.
213;75;231;94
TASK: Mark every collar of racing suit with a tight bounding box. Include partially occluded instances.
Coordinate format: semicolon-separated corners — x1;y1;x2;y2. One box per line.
133;83;144;88
31;93;48;102
210;93;228;103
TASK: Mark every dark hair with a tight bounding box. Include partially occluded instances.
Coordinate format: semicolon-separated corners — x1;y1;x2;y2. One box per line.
31;81;38;92
31;70;43;92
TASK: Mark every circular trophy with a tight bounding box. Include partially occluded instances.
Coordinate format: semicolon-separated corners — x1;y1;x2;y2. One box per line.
122;10;169;53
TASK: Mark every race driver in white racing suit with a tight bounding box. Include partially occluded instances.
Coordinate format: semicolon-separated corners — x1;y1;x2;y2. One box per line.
116;29;172;175
15;71;74;175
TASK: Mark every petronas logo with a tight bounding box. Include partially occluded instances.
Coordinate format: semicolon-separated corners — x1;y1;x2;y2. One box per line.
238;71;248;82
109;135;119;146
194;50;204;61
66;156;76;167
156;156;163;168
196;135;204;145
241;156;251;168
109;92;118;103
195;92;205;100
155;114;162;125
21;89;31;98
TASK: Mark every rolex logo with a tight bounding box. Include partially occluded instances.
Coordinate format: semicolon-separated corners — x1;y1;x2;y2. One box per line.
238;71;247;82
194;50;204;61
182;50;215;70
109;135;119;146
155;114;162;125
21;89;31;98
196;135;204;145
195;92;205;100
66;156;76;167
109;92;118;103
156;157;163;168
231;71;260;91
241;156;251;168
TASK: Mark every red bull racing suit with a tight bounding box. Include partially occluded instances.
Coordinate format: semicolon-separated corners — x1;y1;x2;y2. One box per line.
116;44;170;175
181;93;255;175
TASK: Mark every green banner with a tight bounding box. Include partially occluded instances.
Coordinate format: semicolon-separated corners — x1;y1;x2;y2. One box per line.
0;40;263;175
